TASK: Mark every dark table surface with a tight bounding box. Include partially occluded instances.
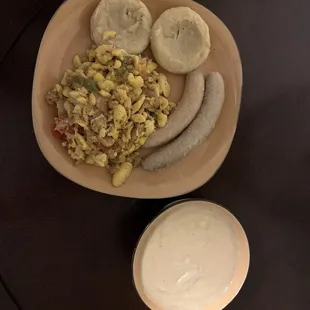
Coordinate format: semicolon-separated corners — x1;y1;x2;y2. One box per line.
1;0;309;309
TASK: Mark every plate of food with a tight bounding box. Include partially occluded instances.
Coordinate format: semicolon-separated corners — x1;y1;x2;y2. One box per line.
32;0;242;198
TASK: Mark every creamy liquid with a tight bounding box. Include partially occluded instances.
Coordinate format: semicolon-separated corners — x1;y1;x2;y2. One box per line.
140;201;238;310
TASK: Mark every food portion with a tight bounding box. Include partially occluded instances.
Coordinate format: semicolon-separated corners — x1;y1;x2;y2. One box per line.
137;200;238;310
91;0;152;54
44;0;226;187
143;69;205;148
142;72;225;171
46;43;174;186
151;7;211;74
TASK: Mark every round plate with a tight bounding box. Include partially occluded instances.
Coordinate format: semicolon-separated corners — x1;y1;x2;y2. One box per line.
32;0;242;198
132;199;250;310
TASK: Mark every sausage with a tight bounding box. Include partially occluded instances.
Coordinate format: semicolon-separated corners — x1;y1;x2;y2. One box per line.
142;72;225;171
143;70;205;148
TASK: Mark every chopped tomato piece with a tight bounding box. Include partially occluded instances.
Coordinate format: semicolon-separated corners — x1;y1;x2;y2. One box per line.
52;128;64;139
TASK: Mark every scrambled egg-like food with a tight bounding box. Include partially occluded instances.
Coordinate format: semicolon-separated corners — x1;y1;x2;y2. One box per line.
46;43;175;187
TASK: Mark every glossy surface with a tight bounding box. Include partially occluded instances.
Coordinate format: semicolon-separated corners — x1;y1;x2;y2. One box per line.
32;0;242;198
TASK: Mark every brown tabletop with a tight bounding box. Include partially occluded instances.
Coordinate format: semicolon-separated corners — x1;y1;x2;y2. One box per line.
0;0;309;309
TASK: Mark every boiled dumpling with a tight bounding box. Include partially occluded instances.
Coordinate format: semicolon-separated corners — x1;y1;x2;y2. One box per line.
91;0;152;54
151;7;211;74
